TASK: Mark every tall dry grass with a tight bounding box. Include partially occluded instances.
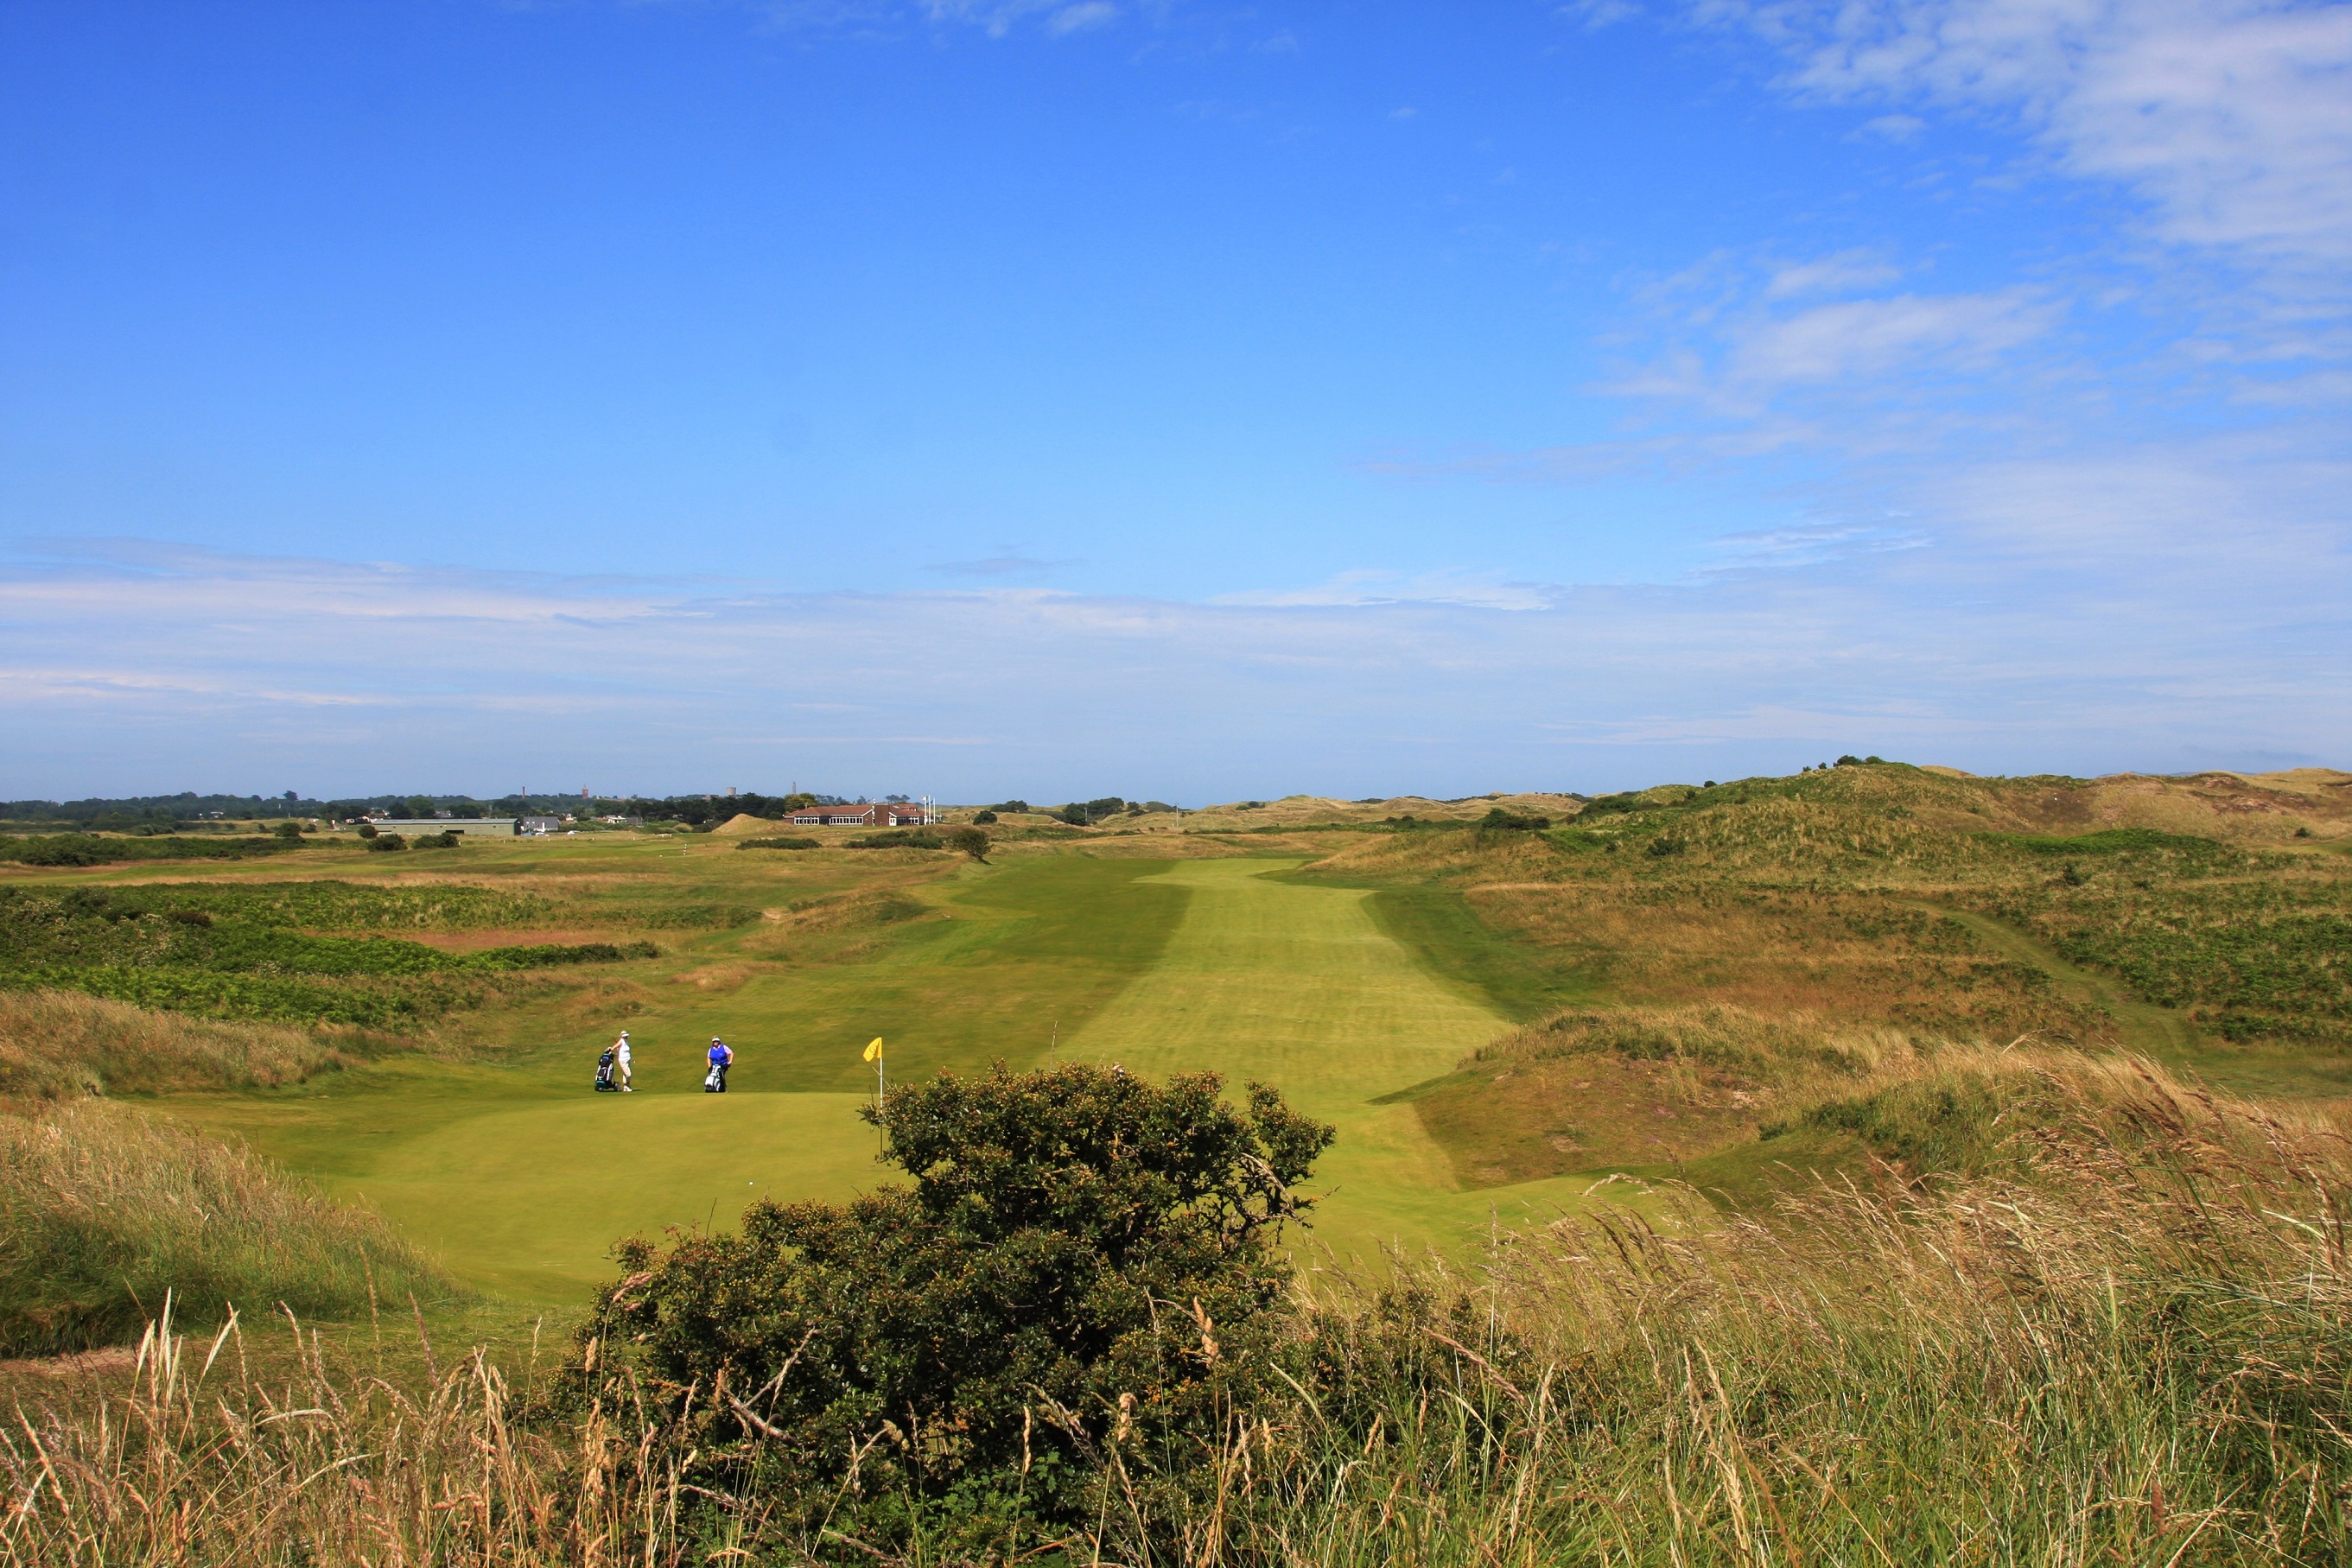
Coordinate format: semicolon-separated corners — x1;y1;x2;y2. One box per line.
3;1061;2345;1564
0;988;360;1101
1202;1057;2352;1565
0;1100;455;1356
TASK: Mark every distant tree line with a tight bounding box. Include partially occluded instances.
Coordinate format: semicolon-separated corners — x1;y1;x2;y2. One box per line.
4;788;1194;834
1047;797;1179;825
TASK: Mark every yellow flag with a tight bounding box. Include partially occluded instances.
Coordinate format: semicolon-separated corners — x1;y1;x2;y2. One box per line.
863;1037;884;1063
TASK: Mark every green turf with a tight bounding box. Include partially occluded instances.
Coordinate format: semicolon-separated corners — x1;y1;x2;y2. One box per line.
158;854;1195;1299
1364;883;1599;1020
156;851;1631;1298
1062;860;1619;1260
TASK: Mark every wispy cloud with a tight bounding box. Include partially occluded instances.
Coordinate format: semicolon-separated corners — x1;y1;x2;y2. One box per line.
1726;287;2059;386
1213;568;1556;611
924;549;1076;581
1045;2;1116;35
751;0;1129;37
2;536;2339;797
1762;249;1904;299
1724;0;2352;283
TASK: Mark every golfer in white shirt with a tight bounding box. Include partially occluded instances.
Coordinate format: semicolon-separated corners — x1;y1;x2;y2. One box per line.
615;1030;634;1092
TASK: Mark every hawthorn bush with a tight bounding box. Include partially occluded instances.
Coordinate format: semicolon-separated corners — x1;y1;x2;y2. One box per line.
583;1063;1332;1549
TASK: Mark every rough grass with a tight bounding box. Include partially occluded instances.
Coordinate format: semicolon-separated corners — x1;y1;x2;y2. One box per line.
0;834;302;867
1396;1003;1947;1185
0;1100;456;1356
1241;1057;2352;1565
0;883;665;1027
4;1062;2346;1564
0;988;366;1101
1975;873;2352;1047
52;879;567;930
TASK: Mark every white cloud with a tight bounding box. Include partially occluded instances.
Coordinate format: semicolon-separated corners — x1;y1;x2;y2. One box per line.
753;0;1121;38
1046;1;1116;35
1213;568;1556;612
1566;0;1644;28
1727;287;2058;384
1763;248;1905;297
1853;111;1926;140
1732;0;2352;279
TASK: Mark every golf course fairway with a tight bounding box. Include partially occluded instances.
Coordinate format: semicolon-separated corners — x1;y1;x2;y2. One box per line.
1065;860;1606;1257
162;852;1611;1303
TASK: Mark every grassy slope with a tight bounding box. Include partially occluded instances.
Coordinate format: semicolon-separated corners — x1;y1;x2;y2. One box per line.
1284;764;2352;1200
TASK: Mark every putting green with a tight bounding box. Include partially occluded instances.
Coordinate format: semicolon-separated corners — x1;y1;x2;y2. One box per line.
1067;860;1612;1258
351;1093;880;1301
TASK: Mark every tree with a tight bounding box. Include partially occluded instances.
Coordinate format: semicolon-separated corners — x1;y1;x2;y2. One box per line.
585;1064;1332;1546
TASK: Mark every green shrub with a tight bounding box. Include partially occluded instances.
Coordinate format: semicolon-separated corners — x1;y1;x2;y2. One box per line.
366;833;407;852
1478;808;1550;831
971;810;998;824
845;827;989;859
0;834;298;867
477;941;658;968
584;1063;1332;1548
734;836;820;850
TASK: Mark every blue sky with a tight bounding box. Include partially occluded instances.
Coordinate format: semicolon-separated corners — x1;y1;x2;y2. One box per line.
3;0;2345;802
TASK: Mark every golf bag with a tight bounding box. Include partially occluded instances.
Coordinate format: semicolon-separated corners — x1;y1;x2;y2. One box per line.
594;1048;620;1092
703;1061;728;1094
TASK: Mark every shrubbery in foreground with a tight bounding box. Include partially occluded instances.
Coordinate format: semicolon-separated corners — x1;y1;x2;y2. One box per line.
582;1063;1333;1548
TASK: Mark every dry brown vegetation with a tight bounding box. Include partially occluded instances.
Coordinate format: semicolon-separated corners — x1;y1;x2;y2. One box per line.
1469;882;2115;1040
1405;1004;1952;1184
0;989;369;1102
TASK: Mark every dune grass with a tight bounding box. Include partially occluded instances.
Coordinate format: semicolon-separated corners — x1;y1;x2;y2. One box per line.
1393;1002;1947;1186
1230;1057;2352;1565
0;987;365;1101
3;1059;2344;1565
0;1099;455;1356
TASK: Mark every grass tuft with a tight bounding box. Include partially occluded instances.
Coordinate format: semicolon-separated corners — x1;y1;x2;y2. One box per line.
0;987;366;1101
0;1099;456;1355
